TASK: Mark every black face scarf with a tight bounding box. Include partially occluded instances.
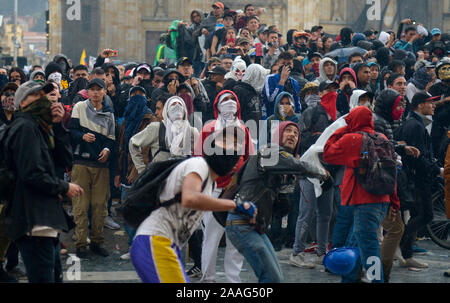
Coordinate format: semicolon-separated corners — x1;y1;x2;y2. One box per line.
204;147;241;177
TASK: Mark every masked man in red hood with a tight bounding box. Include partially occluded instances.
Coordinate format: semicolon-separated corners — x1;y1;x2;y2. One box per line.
225;121;328;282
336;67;358;115
194;90;255;283
324;106;398;283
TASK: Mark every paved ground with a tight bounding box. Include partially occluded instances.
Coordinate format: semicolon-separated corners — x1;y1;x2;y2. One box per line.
12;203;450;283
55;204;449;283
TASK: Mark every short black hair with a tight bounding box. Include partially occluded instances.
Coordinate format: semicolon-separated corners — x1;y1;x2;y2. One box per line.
388;60;406;72
91;67;105;76
386;73;405;87
156;92;170;105
348;52;363;62
73;65;89;73
154;70;165;77
404;26;417;35
278;51;293;61
268;30;278;37
244;4;254;12
248;15;259;22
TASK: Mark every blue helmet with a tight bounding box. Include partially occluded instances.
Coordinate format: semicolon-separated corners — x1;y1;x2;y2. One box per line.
323;247;360;275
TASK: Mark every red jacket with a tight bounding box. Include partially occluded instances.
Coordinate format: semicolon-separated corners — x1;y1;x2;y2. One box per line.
323;106;399;208
194;90;255;188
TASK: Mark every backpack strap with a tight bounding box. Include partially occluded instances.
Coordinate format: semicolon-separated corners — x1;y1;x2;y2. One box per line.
153;123;170;159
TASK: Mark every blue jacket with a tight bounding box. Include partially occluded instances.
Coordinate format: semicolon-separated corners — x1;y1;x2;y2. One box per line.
394;40;416;54
262;73;301;119
266;92;301;142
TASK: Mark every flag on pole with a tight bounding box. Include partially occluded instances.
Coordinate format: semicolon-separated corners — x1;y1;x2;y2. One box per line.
80;49;87;66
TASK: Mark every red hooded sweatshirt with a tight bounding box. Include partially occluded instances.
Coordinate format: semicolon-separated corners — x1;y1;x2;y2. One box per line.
323;106;399;208
194;90;255;188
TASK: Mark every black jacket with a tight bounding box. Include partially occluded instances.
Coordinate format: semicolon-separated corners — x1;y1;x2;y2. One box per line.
230;145;326;234
4;112;73;241
201;78;220;123
223;79;262;123
398;111;441;183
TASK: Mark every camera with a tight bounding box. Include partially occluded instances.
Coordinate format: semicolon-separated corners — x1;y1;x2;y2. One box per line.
228;48;238;54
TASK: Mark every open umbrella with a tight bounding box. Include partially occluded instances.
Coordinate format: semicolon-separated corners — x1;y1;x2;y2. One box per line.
325;47;367;64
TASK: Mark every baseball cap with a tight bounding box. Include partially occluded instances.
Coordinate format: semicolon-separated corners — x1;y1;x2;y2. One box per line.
431;28;441;36
129;86;147;98
411;92;438;108
136;64;152;74
294;31;311;40
0;82;18;95
319;80;339;92
87;78;106;90
177;57;193;67
212;2;224;10
208;66;227;76
237;37;250;45
14;80;54;108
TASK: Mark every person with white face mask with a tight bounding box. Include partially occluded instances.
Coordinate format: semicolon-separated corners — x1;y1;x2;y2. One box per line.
225;58;247;81
129;96;198;173
194;89;256;283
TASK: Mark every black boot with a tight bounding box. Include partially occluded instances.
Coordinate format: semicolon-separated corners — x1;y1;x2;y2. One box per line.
0;263;17;283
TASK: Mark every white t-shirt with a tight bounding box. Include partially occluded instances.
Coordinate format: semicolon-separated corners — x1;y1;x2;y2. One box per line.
135;157;214;248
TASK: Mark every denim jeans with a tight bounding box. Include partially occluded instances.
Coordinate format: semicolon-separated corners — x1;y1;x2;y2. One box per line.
226;214;283;283
15;236;62;283
193;61;205;78
293;179;334;256
342;202;389;283
330;204;355;249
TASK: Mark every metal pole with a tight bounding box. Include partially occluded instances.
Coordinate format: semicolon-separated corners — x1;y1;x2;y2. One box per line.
13;0;18;66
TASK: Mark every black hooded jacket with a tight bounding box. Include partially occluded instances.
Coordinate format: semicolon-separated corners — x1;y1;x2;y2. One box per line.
3;112;73;241
223;79;262;123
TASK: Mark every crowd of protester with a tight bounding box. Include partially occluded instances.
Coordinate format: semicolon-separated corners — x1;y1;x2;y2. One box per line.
0;1;449;283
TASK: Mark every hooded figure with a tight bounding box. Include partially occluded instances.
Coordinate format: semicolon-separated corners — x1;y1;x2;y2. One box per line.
129;95;198;173
242;64;270;94
267;92;301;142
315;57;338;84
116;95;156;185
223;67;263;124
194;90;255;189
53;54;71;84
150;69;185;104
225;58;247;81
349;89;373;110
373;88;403;141
406;66;433;102
30;70;46;83
336;67;358;115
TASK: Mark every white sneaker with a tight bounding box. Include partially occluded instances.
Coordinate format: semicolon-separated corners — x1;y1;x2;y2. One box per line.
120;252;130;260
104;216;120;230
289;253;315;269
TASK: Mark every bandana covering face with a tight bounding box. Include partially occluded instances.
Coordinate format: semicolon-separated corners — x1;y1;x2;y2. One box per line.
391;96;405;121
2;92;16;112
320;91;338;121
215;93;240;131
21;96;54;149
164;96;192;156
48;72;62;89
304;94;321;107
167;102;184;121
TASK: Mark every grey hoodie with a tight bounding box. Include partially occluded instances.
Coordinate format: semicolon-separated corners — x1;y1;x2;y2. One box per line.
314;57;338;84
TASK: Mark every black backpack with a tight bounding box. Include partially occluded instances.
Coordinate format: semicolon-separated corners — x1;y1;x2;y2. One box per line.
120;157;208;229
353;132;397;196
0;124;15;205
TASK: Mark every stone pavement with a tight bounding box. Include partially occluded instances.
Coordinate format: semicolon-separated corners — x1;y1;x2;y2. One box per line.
54;206;450;283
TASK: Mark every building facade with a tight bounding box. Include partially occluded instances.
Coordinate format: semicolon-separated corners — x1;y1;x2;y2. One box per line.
48;0;450;64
